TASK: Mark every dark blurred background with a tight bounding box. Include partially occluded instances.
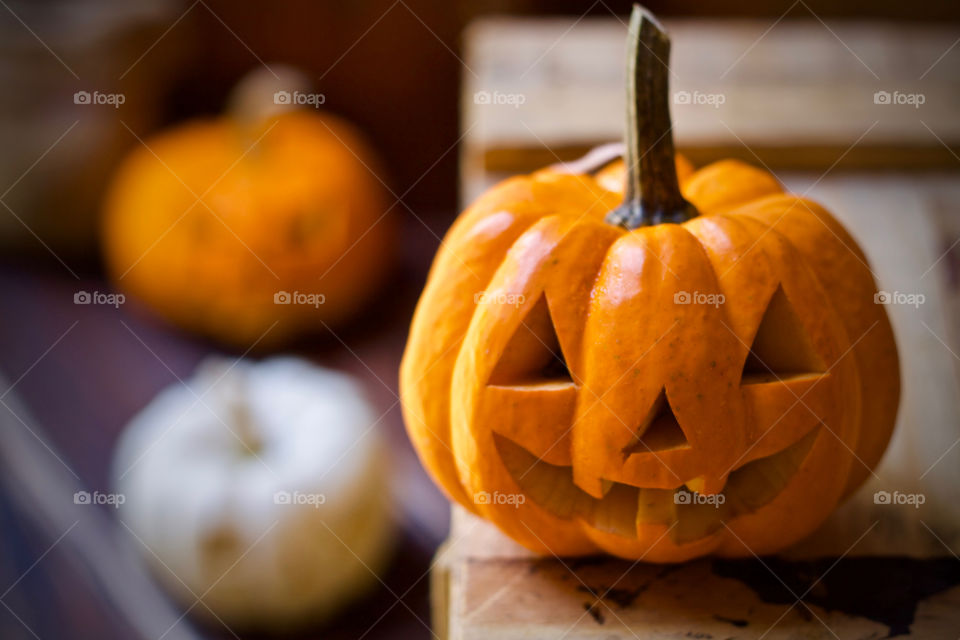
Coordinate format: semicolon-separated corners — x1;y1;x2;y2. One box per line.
2;0;959;261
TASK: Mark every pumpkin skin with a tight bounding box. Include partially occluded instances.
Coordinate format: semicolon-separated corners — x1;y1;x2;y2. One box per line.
102;109;392;348
399;155;899;561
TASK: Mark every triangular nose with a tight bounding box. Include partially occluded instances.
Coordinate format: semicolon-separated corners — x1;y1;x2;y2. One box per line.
621;387;691;457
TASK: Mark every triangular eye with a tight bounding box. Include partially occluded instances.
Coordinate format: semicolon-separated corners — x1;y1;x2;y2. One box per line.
488;296;572;386
741;285;826;384
622;388;690;456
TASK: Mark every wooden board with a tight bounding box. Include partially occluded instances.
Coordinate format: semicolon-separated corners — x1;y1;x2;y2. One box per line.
435;507;960;639
461;17;960;204
436;169;960;637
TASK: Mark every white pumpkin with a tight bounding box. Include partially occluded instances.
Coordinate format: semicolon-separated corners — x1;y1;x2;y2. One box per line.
112;356;394;630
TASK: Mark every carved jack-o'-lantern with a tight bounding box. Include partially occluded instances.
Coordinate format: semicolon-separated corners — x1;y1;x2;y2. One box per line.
400;6;899;561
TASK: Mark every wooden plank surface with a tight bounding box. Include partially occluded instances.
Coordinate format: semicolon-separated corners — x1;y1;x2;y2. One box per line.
438;506;960;639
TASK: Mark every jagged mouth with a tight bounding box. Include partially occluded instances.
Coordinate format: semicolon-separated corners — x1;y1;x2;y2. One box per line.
494;426;820;545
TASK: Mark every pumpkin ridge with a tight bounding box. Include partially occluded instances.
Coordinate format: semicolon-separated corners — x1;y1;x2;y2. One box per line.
400;180;553;514
418;184;615;516
446;213;626;554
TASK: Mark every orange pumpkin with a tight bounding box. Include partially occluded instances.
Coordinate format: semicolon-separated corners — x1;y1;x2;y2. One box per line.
102;76;392;348
400;6;899;561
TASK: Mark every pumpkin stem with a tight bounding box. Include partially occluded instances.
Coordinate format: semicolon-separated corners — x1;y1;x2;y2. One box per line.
214;364;264;456
606;5;697;230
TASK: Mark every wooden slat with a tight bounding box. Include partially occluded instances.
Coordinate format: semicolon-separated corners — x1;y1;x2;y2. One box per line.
461;17;960;203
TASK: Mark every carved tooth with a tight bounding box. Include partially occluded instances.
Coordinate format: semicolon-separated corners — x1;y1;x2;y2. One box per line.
685;475;727;495
600;478;614;496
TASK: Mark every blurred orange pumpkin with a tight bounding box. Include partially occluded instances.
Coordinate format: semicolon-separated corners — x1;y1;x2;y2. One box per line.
102;70;393;348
